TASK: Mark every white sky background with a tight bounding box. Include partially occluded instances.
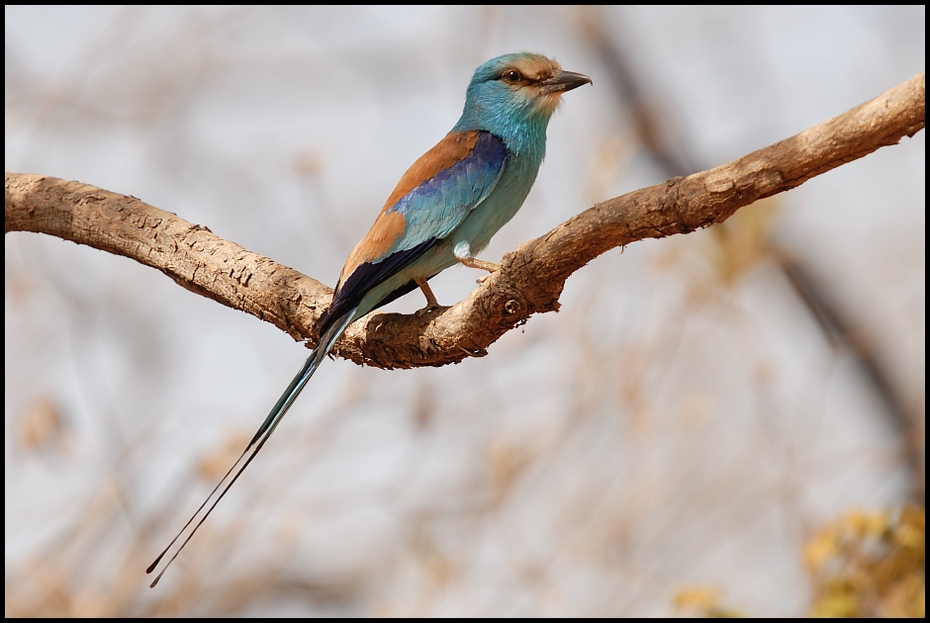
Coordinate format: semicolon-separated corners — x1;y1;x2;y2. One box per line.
5;6;925;616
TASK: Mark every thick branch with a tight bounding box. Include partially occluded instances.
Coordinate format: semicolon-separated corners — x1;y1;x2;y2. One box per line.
5;73;924;369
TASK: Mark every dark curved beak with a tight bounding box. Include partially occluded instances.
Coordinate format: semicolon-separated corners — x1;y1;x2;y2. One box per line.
541;69;593;94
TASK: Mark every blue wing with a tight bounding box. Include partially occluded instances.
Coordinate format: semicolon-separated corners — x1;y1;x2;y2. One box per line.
385;131;507;253
322;130;507;328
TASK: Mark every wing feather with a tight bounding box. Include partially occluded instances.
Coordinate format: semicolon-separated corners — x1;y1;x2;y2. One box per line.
323;131;507;327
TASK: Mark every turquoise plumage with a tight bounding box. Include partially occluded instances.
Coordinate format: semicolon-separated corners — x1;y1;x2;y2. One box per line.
147;52;590;586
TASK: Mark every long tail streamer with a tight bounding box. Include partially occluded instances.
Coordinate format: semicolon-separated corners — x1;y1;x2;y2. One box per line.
146;308;357;587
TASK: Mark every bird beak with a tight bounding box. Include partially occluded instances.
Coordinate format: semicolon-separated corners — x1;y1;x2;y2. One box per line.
540;70;593;94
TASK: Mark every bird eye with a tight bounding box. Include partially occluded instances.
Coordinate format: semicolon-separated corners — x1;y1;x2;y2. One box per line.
502;69;522;84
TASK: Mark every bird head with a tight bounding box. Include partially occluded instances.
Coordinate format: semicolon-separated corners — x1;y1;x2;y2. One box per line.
455;52;592;147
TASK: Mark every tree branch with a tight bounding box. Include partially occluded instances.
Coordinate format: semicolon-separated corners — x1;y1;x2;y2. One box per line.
582;16;928;502
5;73;924;370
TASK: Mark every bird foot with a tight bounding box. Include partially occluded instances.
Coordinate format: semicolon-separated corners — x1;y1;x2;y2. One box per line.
415;301;443;317
415;278;441;314
476;272;495;284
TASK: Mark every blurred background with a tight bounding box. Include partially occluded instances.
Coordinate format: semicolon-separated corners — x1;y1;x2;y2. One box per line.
5;6;924;617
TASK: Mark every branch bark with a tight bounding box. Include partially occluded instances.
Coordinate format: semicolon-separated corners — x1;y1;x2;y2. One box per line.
5;72;925;370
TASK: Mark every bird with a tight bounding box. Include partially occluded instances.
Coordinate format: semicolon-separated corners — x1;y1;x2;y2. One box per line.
147;51;591;586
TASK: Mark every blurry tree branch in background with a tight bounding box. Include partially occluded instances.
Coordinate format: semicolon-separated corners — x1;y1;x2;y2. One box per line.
5;73;924;377
583;10;926;502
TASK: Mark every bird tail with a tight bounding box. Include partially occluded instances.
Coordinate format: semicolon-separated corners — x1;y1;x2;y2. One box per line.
249;308;357;446
146;306;358;587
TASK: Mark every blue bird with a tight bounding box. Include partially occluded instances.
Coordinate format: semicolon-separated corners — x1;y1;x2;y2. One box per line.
147;52;590;586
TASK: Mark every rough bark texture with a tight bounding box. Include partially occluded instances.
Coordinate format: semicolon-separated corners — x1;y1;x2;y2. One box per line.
5;73;925;370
